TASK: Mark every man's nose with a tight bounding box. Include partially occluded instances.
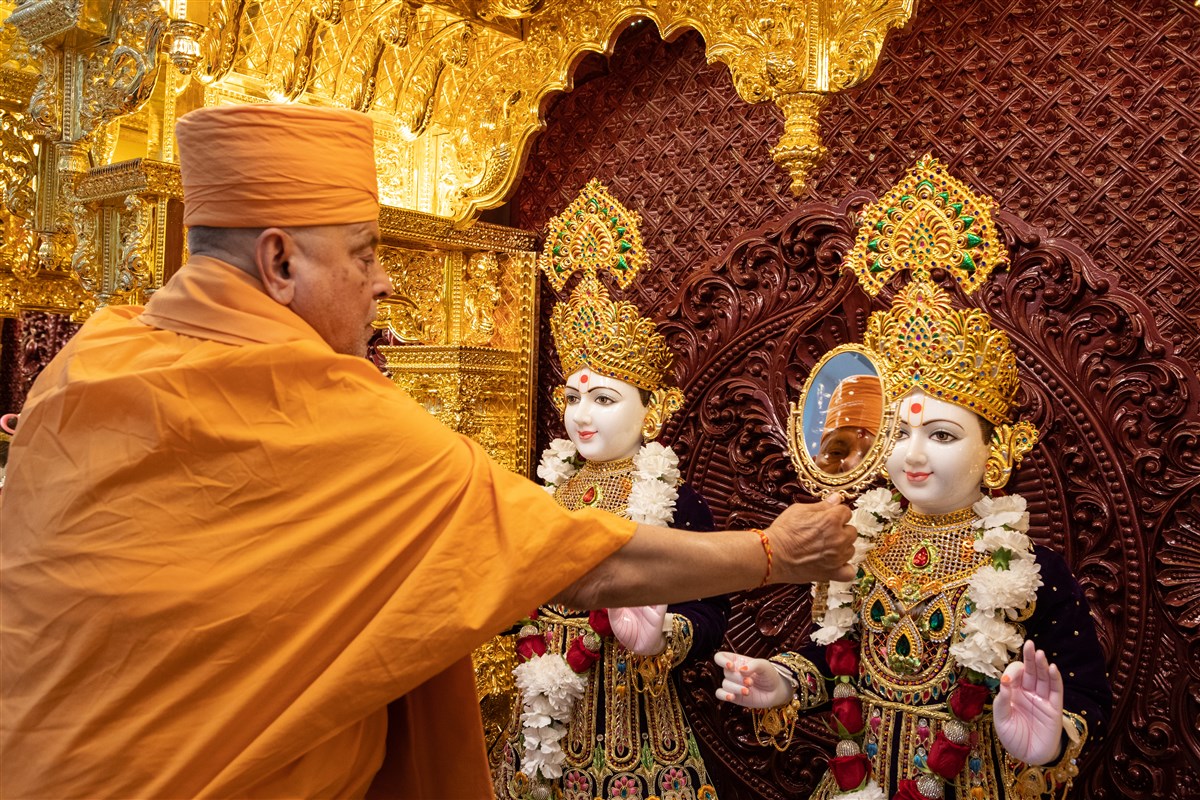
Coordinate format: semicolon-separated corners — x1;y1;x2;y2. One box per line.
373;262;393;300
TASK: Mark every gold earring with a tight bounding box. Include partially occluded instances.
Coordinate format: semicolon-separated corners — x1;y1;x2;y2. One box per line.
982;421;1039;490
641;387;684;441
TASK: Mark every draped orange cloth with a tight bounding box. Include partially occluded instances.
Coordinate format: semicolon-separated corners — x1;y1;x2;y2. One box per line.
0;256;635;798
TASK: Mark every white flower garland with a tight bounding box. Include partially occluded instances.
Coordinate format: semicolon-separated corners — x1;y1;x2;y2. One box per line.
810;490;1041;678
536;438;680;527
811;487;901;645
513;652;587;779
950;494;1043;677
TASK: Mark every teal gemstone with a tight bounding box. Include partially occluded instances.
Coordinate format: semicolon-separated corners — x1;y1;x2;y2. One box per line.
930;609;945;632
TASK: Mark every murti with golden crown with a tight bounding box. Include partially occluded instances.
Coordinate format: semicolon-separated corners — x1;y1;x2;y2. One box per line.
749;157;1110;800
492;180;719;800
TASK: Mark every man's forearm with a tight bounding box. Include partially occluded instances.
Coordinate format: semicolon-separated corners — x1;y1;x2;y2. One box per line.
553;525;765;609
553;498;857;609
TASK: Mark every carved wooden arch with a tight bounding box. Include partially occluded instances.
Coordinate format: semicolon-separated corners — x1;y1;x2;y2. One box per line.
652;192;1200;798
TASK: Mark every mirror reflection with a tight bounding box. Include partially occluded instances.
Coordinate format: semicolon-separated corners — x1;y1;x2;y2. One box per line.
802;353;884;477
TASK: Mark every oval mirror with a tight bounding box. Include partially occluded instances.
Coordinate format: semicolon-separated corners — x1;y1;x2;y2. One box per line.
787;344;895;497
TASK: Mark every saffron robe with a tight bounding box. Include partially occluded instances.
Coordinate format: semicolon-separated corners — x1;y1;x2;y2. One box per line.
0;256;636;799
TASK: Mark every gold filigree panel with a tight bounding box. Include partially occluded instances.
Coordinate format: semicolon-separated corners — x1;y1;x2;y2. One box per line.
376;235;537;472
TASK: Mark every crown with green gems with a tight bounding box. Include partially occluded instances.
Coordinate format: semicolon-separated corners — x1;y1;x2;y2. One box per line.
539;180;675;391
847;155;1021;425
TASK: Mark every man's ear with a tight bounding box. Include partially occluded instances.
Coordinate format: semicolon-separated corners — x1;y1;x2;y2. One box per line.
254;228;298;304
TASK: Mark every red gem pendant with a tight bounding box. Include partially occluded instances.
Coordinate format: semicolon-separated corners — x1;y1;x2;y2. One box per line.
581;485;600;506
912;546;930;568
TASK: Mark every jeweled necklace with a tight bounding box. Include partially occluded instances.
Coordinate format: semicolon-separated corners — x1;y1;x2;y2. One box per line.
537;438;680;526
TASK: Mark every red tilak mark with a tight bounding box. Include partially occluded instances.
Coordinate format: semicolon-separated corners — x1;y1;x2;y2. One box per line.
580;374;588;383
910;402;923;415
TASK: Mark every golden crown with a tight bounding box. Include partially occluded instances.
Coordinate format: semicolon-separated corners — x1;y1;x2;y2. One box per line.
539;180;676;392
847;156;1021;425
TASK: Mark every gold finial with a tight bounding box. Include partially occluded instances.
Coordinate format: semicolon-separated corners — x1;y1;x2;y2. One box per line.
538;179;646;292
540;181;679;400
844;154;1006;297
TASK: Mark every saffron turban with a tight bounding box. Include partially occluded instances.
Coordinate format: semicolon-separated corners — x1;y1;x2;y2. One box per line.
177;104;379;228
824;374;883;434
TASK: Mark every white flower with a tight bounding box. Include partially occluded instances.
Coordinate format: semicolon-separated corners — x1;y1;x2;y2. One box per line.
967;566;1010;614
812;606;857;644
973;495;1030;532
825;580;856;607
514;653;587;779
840;780;887;800
634;442;681;484
951;612;1024;677
536;457;576;486
627;477;677;525
548;438;577;460
848;536;876;567
857;488;903;521
974;526;1034;558
543;484;557;496
850;506;885;536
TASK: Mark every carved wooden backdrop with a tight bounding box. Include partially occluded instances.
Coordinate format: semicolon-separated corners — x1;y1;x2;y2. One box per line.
515;2;1200;797
0;313;78;415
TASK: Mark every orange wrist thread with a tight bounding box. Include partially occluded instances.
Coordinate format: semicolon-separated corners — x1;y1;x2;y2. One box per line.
754;528;773;586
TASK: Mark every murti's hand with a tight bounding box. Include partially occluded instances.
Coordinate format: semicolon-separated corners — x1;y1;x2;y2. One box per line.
608;605;668;655
765;494;857;584
713;651;796;709
993;639;1066;765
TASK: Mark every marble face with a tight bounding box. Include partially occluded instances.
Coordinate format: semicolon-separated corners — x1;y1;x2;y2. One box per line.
886;391;991;515
562;368;648;462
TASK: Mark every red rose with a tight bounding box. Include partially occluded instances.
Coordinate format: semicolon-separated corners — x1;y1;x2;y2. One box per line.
926;730;971;779
515;633;547;662
949;679;991;721
829;696;865;736
828;754;870;791
894;779;930;800
588;608;614;638
565;634;600;673
826;638;860;677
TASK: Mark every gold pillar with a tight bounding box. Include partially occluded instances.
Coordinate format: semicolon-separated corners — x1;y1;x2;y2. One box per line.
375;207;539;474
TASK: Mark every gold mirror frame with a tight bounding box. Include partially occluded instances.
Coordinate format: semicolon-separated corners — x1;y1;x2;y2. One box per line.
786;343;896;498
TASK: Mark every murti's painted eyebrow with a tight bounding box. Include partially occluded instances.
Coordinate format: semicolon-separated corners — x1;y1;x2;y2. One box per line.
906;417;966;430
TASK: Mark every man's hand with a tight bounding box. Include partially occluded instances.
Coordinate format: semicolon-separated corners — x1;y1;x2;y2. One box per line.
766;494;857;584
714;651;796;708
608;605;668;655
993;640;1066;765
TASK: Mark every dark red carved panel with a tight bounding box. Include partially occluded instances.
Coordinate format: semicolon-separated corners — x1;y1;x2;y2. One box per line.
516;3;1200;797
0;313;80;415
